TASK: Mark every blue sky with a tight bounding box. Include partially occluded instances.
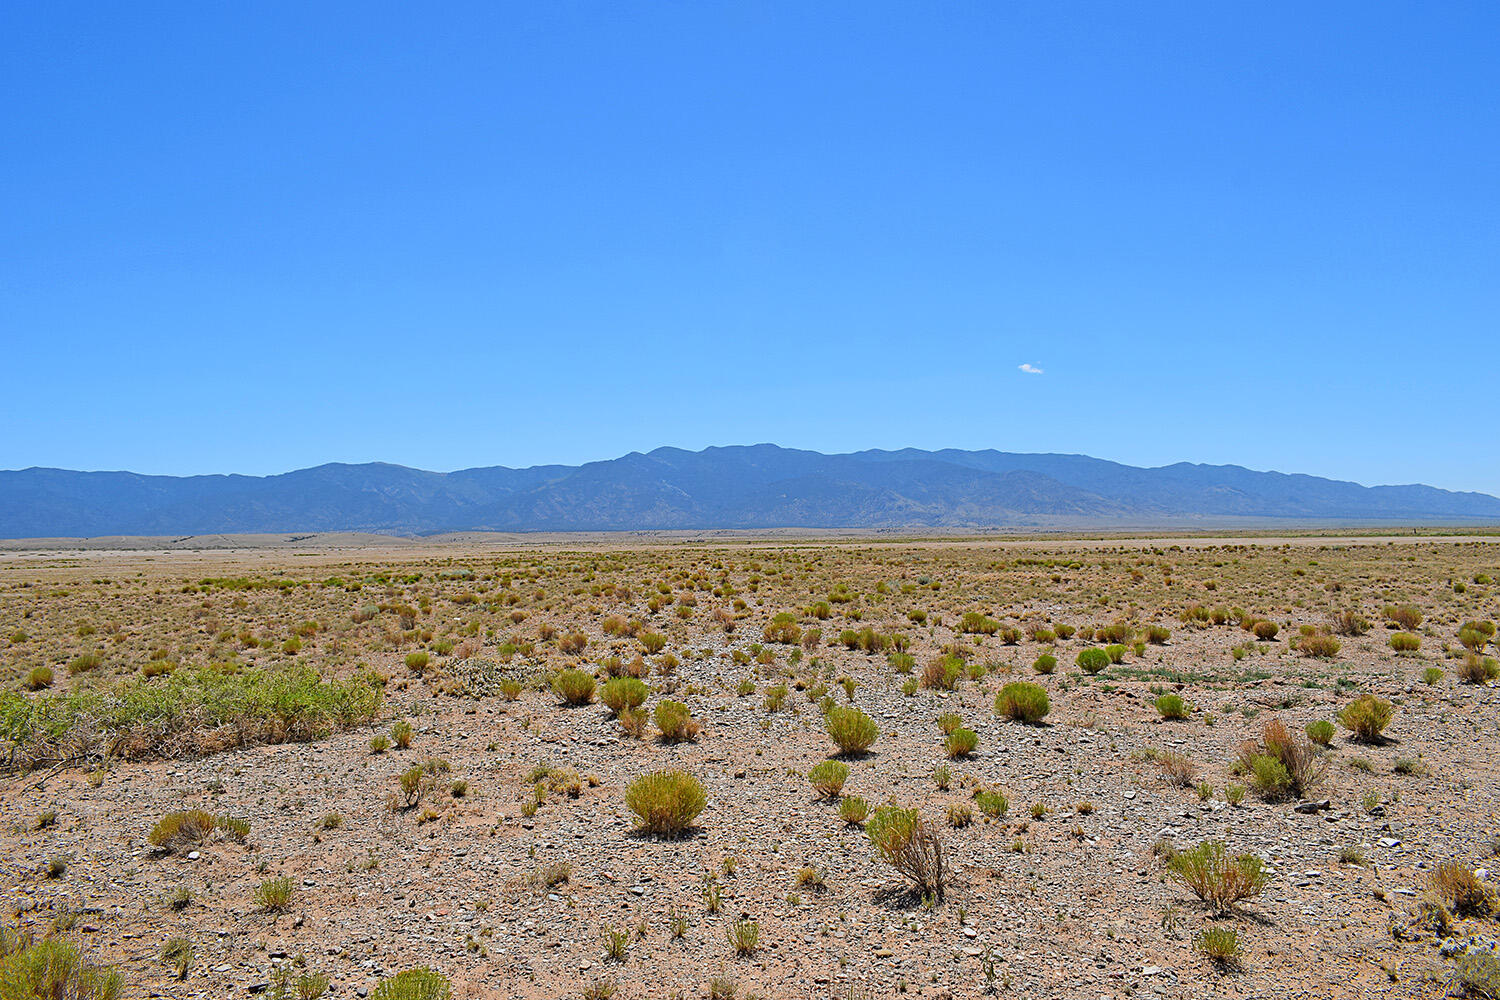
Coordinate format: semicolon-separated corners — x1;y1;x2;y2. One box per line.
4;3;1497;494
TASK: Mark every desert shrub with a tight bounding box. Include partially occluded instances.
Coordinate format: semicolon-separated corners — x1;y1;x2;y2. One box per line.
762;613;801;645
1423;666;1444;685
1305;720;1335;746
975;790;1008;817
0;663;380;768
1145;626;1171;645
921;656;963;691
404;651;429;671
653;700;699;741
947;802;972;827
557;631;588;654
1194;926;1241;965
498;678;522;701
0;930;123;1000
1154;694;1189;720
945;727;978;758
599;677;647;715
624;770;706;835
371;968;451;1000
935;711;963;735
254;876;296;913
1454;952;1500;1000
888;651;915;673
726;919;759;956
1329;609;1369;636
839;795;869;825
998;626;1020;645
1075;648;1109;674
1104;643;1127;664
1156;751;1197;787
1252;620;1279;641
1032;654;1057;675
958;612;998;635
24;667;54;691
1097;622;1132;644
269;968;330;1000
995;682;1049;724
808;760;849;799
1429;861;1497;917
551;669;596;706
1237;718;1323;799
1384;604;1423;630
866;806;944;899
639;632;667;654
1054;624;1076;640
1460;627;1491;653
148;810;216;852
1167;840;1268;914
825;706;878;755
68;653;102;675
1296;634;1342;659
1337;695;1393;742
1389;632;1421;653
1458;654;1500;684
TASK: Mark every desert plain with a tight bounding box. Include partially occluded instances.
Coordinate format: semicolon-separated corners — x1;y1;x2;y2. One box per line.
2;531;1499;999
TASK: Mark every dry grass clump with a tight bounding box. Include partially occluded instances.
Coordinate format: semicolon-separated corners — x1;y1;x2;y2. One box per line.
370;968;451;1000
551;668;595;706
147;810;217;853
599;677;647;715
866;806;944;900
254;875;296;913
624;769;706;835
0;927;123;1000
1337;694;1393;742
1167;840;1268;914
1428;861;1498;917
1384;604;1424;630
808;760;849;799
994;682;1049;723
653;700;699;741
825;706;878;755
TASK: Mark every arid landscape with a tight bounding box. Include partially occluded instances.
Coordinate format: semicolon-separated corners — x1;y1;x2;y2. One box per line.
3;532;1499;998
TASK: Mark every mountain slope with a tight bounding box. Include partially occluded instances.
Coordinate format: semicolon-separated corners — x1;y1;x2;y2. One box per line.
2;445;1498;537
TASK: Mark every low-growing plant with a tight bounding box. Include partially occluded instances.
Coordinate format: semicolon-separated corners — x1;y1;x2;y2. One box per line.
808;760;850;799
1167;840;1268;914
599;677;648;715
254;876;296;913
839;795;869;825
624;769;706;835
867;806;945;900
825;706;878;755
370;968;452;1000
995;682;1049;724
1194;926;1241;966
552;669;596;706
1154;694;1189;720
653;699;700;741
1305;720;1335;746
148;810;216;853
1076;648;1109;674
1337;694;1393;742
945;727;978;758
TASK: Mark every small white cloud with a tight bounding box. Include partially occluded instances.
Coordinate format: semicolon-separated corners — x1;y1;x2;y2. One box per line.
1018;363;1044;375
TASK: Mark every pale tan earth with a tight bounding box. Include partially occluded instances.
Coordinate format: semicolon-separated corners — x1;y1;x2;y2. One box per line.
2;532;1499;999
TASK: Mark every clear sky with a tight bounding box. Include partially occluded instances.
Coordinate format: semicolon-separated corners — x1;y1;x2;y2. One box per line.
4;3;1497;494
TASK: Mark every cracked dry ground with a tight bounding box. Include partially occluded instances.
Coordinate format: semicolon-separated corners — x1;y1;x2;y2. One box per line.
2;535;1499;999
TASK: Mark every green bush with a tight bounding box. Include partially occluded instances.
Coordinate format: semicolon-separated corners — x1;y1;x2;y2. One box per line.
1075;648;1109;674
945;727;978;758
1104;643;1128;664
551;669;596;706
995;682;1049;724
0;930;123;1000
599;677;647;715
254;876;296;913
653;700;699;741
1032;654;1057;675
808;760;850;799
975;789;1008;817
1305;720;1335;746
1145;626;1170;644
404;651;429;671
1154;694;1189;720
0;663;381;769
624;770;706;835
147;810;217;852
1167;840;1268;914
1389;632;1420;653
1337;695;1393;742
1194;926;1241;965
935;711;963;735
371;968;452;1000
839;795;869;825
866;806;944;899
825;706;878;755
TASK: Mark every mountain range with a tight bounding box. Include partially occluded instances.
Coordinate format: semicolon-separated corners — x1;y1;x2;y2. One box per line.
3;445;1499;538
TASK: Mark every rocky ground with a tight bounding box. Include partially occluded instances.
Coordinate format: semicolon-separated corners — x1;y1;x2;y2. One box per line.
2;536;1498;998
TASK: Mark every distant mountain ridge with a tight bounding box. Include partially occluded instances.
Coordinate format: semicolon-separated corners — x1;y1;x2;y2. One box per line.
3;444;1499;538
